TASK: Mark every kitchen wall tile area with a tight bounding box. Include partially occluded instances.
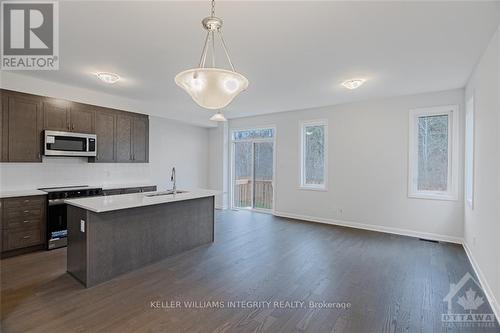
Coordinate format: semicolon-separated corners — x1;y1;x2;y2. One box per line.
0;157;152;190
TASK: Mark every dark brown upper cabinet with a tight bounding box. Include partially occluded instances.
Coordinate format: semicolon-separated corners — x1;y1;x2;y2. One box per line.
1;89;149;164
91;109;116;162
90;110;148;163
1;91;43;162
44;99;94;133
43;99;69;131
132;116;149;163
116;113;133;162
69;104;95;133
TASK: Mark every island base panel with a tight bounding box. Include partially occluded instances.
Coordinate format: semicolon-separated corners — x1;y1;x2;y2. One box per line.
67;196;215;287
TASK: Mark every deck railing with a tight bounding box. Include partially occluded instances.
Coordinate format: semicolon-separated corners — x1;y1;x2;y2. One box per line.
234;179;273;209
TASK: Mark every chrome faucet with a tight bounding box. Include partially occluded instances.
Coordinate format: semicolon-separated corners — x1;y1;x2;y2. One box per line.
170;167;176;194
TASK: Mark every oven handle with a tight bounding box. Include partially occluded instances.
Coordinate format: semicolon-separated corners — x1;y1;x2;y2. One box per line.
48;199;66;206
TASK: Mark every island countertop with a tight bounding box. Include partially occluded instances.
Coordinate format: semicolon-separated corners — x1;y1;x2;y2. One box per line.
64;188;219;213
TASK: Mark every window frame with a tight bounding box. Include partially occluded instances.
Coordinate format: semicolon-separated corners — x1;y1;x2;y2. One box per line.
408;105;459;201
229;126;277;212
465;96;475;208
299;119;328;191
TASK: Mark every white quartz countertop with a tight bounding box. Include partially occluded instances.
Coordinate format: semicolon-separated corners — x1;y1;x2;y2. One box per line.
64;188;219;213
0;190;47;199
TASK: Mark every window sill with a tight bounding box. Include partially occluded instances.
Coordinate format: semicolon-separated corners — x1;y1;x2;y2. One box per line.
408;192;458;201
298;185;328;192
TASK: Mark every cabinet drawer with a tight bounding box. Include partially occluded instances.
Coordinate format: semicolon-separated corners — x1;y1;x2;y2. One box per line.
3;217;42;230
4;206;43;220
3;228;42;251
3;196;45;208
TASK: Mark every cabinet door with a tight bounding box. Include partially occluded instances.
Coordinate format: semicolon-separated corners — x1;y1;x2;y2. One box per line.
93;110;115;162
4;94;43;162
132;116;148;162
69;104;94;133
115;114;133;162
43;100;69;131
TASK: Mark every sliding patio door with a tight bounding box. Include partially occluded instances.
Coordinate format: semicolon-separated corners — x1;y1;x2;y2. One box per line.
232;128;275;211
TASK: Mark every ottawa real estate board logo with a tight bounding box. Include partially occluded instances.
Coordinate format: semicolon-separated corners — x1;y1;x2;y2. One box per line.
1;1;59;70
442;272;497;329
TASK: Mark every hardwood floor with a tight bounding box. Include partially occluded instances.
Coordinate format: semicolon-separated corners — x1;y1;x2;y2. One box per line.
1;210;498;333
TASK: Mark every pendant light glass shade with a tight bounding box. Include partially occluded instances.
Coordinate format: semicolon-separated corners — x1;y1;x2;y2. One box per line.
175;0;248;112
175;68;248;110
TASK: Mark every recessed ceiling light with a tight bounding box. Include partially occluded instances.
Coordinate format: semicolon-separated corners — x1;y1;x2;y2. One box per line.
96;72;120;84
342;79;366;90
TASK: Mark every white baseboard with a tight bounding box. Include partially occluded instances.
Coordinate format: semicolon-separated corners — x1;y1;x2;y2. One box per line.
463;241;500;323
273;211;463;244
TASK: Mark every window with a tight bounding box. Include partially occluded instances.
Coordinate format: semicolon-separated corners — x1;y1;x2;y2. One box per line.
408;106;459;200
465;96;474;208
300;120;327;190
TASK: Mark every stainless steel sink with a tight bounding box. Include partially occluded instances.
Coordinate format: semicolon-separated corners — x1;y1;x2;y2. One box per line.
144;190;188;197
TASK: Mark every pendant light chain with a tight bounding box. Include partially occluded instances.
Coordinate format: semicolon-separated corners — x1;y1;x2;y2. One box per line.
196;0;236;71
218;30;235;71
198;31;210;68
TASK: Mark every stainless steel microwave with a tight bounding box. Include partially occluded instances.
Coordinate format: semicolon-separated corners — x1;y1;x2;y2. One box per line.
44;130;97;157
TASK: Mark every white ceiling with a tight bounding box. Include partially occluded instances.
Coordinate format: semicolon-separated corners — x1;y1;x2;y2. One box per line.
8;1;500;126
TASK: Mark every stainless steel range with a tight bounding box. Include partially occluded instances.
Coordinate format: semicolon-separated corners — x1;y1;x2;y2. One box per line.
38;186;103;249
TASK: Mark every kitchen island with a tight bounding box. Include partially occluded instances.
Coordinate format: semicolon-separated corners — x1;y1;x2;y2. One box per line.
64;189;217;287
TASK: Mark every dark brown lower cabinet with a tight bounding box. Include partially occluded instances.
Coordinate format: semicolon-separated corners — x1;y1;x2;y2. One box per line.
1;195;47;257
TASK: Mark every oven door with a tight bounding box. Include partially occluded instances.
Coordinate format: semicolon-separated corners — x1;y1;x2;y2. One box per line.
44;130;96;157
47;200;68;249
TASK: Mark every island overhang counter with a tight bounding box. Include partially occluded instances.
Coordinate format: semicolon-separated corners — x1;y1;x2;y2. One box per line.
64;189;217;287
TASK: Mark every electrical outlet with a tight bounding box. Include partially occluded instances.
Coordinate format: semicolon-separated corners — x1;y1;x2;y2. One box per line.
338;208;343;217
80;219;85;233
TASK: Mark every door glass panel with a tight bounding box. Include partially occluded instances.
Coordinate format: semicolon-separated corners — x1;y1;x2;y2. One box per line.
254;142;273;210
233;141;253;209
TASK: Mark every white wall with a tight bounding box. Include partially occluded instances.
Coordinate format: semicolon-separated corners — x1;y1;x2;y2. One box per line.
208;122;229;209
228;89;465;242
0;115;209;191
464;26;500;318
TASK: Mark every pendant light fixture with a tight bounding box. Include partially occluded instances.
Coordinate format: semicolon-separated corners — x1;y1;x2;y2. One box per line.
175;0;249;110
209;110;227;122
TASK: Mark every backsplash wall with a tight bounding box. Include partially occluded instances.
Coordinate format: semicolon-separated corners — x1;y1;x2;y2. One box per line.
0;116;210;191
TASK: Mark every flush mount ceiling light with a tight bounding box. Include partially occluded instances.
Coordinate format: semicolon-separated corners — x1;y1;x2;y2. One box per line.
175;0;249;110
209;110;227;122
96;72;120;84
342;79;366;90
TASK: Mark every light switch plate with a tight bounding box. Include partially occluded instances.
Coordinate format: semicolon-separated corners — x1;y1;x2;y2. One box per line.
80;219;85;232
